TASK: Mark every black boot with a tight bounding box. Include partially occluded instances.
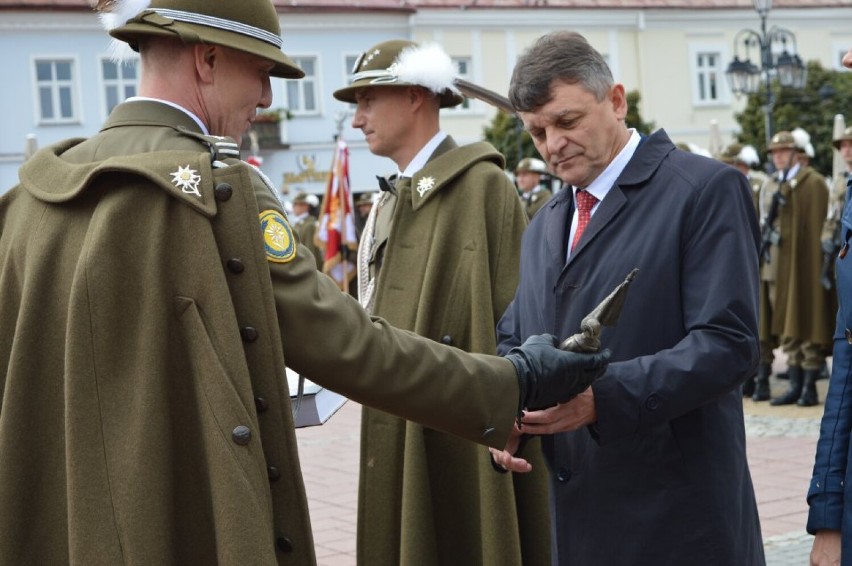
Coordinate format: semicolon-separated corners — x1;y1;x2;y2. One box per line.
752;364;771;402
770;365;803;406
797;369;819;407
742;375;756;397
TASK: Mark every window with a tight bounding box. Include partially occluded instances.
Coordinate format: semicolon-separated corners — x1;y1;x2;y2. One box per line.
688;44;730;106
344;54;359;81
339;53;360;109
35;58;78;123
286;56;319;115
695;52;721;102
448;57;472;112
101;57;139;117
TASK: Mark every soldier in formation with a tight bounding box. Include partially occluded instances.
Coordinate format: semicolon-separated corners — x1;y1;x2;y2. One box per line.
515;156;553;219
821;126;852;272
755;130;834;407
718;142;769;211
290;191;323;270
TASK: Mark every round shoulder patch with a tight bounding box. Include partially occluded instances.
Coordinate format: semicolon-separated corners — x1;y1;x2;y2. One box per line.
259;209;297;263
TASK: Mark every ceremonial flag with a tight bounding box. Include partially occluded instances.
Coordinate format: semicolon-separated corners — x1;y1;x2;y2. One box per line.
315;138;358;291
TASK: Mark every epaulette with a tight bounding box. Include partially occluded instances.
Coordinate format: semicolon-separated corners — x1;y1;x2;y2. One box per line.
176;127;241;162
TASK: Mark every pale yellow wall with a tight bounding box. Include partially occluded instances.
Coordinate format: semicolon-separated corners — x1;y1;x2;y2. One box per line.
413;8;852;153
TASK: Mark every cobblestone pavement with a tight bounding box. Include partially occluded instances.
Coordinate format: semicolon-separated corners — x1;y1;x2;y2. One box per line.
295;368;830;566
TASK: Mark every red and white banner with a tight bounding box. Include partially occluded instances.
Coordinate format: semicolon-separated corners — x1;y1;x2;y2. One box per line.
315;138;358;291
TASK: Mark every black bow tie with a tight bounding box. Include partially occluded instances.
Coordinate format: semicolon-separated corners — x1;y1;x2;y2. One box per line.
377;175;395;193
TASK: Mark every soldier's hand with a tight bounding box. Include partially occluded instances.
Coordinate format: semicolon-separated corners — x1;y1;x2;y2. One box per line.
504;334;610;411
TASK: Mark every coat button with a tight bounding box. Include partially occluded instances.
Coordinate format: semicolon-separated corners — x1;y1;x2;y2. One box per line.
846;329;852;344
255;396;269;414
232;425;251;446
226;258;245;274
241;326;258;342
440;335;453;345
557;467;572;483
645;394;660;410
214;183;233;201
267;465;281;482
276;536;294;553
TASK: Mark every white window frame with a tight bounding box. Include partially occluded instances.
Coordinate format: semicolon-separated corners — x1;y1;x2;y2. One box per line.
99;56;140;119
340;52;360;109
688;43;731;107
32;55;82;125
285;54;322;117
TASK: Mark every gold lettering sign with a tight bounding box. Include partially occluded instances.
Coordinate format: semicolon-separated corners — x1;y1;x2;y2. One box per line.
282;153;330;193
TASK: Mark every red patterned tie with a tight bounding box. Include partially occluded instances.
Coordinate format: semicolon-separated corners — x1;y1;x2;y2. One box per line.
571;189;598;252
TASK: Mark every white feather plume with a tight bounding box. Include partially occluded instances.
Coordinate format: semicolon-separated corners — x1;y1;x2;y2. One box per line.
738;145;760;166
97;0;151;63
97;0;150;31
791;127;811;150
392;43;460;96
805;142;815;158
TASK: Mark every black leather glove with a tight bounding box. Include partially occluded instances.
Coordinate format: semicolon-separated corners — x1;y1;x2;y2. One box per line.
504;333;610;412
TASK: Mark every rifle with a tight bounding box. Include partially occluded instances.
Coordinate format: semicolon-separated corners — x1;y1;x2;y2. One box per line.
759;156;795;265
820;223;842;290
820;181;848;290
759;188;787;265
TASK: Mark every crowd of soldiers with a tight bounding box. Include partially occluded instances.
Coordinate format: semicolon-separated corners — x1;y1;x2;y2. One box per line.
718;125;852;408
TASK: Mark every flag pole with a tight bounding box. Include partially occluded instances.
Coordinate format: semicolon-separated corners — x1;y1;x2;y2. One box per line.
336;137;349;293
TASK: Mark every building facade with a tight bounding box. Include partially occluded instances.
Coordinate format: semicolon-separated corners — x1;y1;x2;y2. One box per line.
1;0;850;197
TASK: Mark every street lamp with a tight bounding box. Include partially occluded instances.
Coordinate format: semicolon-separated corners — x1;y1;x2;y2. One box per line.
725;0;807;147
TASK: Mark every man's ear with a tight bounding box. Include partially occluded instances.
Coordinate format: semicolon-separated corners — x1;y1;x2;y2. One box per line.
610;83;628;120
194;44;218;83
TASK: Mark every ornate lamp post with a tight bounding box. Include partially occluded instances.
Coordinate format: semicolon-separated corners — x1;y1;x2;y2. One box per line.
725;0;807;148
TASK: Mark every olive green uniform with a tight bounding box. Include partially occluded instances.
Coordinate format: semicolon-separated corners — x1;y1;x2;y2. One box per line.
291;212;323;270
758;166;835;369
523;186;553;219
0;101;520;566
821;172;850;245
357;137;551;566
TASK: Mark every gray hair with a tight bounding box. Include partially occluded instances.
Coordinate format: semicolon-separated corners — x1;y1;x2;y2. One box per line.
509;31;614;112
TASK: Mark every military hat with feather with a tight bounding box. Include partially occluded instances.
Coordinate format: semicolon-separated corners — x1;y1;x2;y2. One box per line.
333;40;465;108
833;126;852;150
92;0;304;79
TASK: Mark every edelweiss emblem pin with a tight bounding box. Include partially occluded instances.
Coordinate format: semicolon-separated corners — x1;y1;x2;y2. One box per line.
170;165;201;197
416;176;435;197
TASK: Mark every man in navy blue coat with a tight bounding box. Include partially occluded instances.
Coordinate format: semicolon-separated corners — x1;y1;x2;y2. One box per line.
807;45;852;566
491;31;765;565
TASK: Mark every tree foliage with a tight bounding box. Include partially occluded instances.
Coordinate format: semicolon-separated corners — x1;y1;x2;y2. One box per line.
625;90;656;135
734;61;852;175
482;111;535;173
483;89;654;172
